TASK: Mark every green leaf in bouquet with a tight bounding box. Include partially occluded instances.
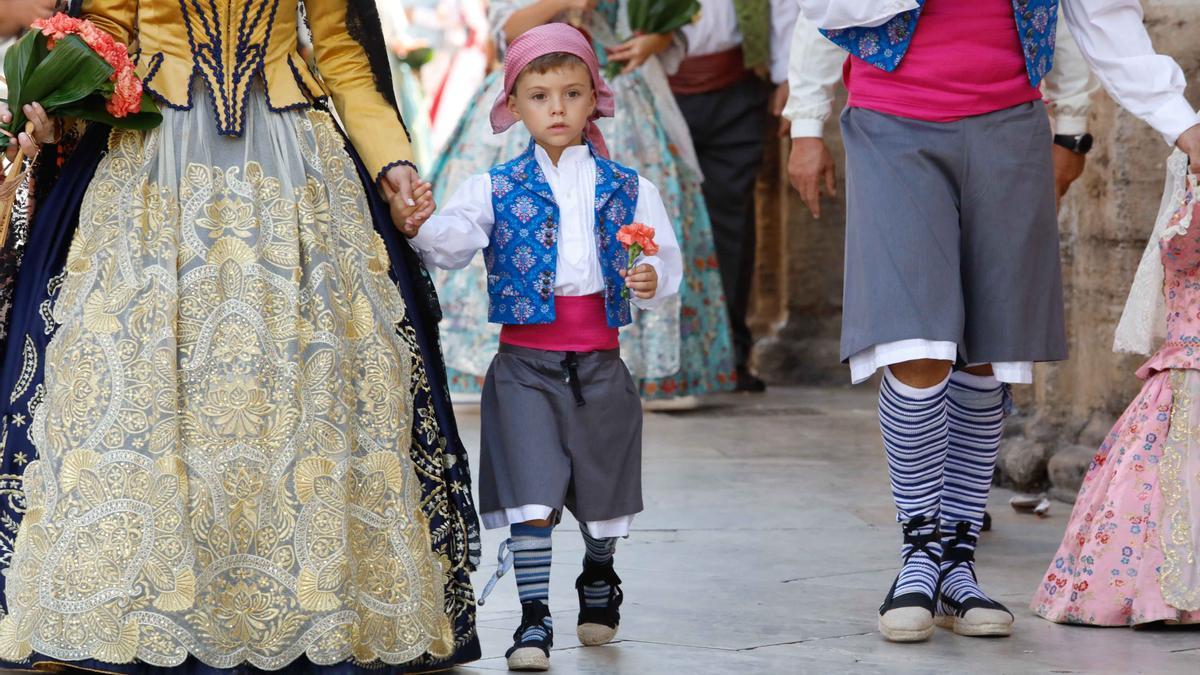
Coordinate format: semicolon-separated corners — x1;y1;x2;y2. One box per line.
401;47;434;70
644;0;673;30
53;91;162;130
23;34;115;110
629;0;649;31
647;0;701;34
1;29;50;145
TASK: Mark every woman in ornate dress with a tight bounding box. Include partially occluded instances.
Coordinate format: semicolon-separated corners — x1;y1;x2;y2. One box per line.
1033;152;1200;627
0;0;481;671
429;0;737;401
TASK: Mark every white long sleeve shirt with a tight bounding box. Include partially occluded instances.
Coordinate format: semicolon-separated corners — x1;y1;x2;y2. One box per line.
680;0;800;83
410;144;683;312
794;0;1199;144
783;16;1099;138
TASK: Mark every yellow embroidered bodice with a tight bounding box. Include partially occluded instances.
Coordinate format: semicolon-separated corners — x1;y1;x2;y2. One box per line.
83;0;413;179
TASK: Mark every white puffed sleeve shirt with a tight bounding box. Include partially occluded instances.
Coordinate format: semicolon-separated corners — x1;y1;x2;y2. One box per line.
410;144;683;311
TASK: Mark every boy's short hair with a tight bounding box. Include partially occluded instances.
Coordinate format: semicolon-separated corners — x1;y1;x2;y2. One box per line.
514;52;592;88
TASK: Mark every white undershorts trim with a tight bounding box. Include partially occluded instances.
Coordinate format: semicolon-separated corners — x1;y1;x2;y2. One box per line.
848;339;1033;385
481;505;635;539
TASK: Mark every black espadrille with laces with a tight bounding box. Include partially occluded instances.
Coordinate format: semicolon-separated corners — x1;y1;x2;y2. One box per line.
575;558;624;646
936;521;1014;637
506;600;553;671
878;516;942;642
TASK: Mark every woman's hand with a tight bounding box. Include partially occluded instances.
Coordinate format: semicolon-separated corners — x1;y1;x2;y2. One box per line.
606;33;673;75
1178;123;1200;176
1;101;57;163
382;164;435;234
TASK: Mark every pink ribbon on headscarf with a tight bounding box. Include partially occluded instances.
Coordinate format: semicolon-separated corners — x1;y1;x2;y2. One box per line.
490;23;615;158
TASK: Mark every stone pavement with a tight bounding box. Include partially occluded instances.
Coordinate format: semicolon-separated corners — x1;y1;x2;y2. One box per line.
457;386;1200;675
2;386;1194;675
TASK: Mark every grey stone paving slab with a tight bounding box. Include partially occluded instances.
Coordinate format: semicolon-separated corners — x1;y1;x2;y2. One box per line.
9;387;1185;674
457;386;1200;674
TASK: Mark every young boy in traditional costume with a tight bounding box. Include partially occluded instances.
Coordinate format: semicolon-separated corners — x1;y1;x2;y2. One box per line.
392;22;682;672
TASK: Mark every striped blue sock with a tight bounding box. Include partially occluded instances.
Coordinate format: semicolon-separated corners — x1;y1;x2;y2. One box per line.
940;372;1005;605
511;523;554;642
879;368;949;600
580;524;618;609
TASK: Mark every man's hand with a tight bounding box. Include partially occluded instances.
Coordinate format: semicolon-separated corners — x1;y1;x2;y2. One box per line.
771;82;790;137
1052;143;1086;207
621;263;658;299
1178;123;1200;175
788;137;837;219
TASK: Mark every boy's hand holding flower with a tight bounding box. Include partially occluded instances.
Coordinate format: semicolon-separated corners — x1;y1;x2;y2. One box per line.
617;222;659;299
621;263;658;299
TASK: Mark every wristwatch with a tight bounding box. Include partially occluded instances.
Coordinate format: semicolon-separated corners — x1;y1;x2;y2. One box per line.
1053;132;1094;156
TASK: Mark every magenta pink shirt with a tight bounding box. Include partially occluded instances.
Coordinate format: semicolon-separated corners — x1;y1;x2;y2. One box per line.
845;0;1042;122
500;294;619;352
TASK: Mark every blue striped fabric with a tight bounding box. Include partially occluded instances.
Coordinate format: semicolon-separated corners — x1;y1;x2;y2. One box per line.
879;370;950;598
940;373;1005;605
580;525;618;609
511;523;555;640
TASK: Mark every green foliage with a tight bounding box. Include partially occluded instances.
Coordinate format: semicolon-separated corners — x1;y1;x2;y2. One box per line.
2;31;161;147
605;0;701;80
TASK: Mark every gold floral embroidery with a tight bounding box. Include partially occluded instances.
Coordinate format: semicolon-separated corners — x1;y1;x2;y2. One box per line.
0;108;452;667
1158;370;1200;610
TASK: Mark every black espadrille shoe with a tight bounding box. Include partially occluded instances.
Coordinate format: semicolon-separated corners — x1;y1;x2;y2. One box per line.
878;516;941;643
575;558;624;646
506;601;553;671
936;522;1014;637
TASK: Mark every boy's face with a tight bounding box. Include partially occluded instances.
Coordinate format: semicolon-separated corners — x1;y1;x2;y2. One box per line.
506;62;597;154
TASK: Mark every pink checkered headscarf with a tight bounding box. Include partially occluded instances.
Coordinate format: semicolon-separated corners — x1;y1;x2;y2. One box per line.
490;23;615;158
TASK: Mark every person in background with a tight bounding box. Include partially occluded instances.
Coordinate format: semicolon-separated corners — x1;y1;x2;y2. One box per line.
667;0;798;392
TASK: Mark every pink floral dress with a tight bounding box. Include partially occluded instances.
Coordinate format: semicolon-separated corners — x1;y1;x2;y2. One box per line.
1033;198;1200;626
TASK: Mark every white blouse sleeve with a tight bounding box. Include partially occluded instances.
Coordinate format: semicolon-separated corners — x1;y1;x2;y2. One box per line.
768;0;801;84
630;177;683;311
1041;22;1097;137
409;173;495;270
796;0;918;30
784;15;849;139
1061;0;1199;145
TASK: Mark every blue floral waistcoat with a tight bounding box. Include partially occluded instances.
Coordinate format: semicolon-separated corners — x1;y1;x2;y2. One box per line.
821;0;1059;87
484;141;638;328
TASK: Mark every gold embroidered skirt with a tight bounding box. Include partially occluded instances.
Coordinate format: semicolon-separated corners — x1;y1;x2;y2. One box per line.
0;88;454;668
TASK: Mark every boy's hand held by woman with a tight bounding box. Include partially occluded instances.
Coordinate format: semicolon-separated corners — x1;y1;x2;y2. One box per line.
384;176;436;237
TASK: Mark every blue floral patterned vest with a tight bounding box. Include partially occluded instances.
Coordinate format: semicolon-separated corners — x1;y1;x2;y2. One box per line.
485;141;638;328
821;0;1059;87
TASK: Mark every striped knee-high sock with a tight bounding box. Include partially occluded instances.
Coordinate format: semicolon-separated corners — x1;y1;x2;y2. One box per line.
512;523;554;642
940;371;1005;605
879;367;950;600
580;524;618;609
